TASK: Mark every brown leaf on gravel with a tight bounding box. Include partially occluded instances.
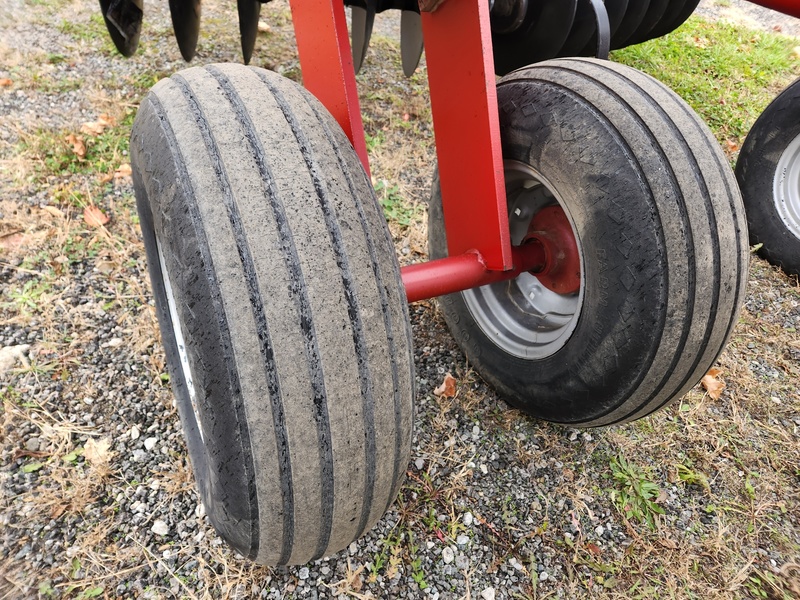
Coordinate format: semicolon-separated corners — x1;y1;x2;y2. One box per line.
659;538;678;550
83;205;109;228
701;367;725;400
0;78;12;87
65;133;86;160
41;205;65;219
80;113;115;136
84;437;113;467
586;542;602;556
114;163;132;178
434;372;457;398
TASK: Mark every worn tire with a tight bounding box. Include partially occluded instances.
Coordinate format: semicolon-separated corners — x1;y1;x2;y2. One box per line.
429;58;748;426
736;77;800;276
131;63;415;565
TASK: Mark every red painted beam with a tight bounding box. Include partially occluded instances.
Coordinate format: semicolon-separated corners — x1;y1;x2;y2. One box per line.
289;0;371;175
746;0;800;18
402;243;546;303
421;0;513;271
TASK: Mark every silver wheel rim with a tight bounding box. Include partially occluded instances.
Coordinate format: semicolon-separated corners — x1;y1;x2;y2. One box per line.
157;239;204;442
774;131;800;241
462;160;584;360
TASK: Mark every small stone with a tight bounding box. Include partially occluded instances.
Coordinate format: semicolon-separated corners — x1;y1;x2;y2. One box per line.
132;449;146;462
349;542;357;554
442;547;455;564
595;525;605;536
582;432;593;442
195;503;206;518
480;464;488;475
144;437;157;451
463;512;473;527
151;520;169;536
83;397;93;405
568;430;578;441
415;458;424;470
426;541;435;550
130;426;140;440
25;437;40;452
456;534;469;546
472;425;480;438
539;571;549;582
298;567;309;580
509;557;523;571
480;588;495;600
455;554;469;569
107;338;123;348
320;566;330;576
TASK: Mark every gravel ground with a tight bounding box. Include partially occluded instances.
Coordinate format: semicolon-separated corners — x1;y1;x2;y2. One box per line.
1;1;799;599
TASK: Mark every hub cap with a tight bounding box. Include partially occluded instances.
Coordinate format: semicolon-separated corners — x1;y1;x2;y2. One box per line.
774;131;800;241
463;161;584;359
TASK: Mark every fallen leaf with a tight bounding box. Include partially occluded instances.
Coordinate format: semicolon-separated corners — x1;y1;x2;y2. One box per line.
0;78;12;87
586;542;602;556
41;205;65;219
80;114;116;137
65;133;86;160
84;437;113;466
701;368;725;400
725;139;740;153
114;163;132;178
98;171;114;184
83;205;109;228
433;372;457;398
658;538;678;550
80;121;106;136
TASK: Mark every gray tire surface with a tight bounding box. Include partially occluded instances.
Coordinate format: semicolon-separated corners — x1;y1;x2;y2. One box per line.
131;63;415;565
429;58;748;426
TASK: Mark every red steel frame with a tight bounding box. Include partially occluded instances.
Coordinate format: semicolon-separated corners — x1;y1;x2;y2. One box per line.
290;0;537;303
289;0;800;302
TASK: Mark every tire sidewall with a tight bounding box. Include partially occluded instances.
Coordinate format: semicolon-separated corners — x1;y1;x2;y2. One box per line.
736;78;800;275
432;77;668;423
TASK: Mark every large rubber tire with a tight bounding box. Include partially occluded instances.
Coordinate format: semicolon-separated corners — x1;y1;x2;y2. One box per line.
429;58;748;426
736;77;800;277
131;63;415;565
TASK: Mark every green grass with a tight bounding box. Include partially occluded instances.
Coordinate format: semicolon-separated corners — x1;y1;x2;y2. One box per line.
612;17;800;145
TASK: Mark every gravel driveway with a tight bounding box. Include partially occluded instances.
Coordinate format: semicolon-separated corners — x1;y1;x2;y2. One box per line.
1;1;799;599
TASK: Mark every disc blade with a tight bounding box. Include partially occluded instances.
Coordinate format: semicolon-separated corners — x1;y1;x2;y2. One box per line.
238;0;261;64
169;0;201;61
351;2;376;74
99;0;143;57
400;10;423;77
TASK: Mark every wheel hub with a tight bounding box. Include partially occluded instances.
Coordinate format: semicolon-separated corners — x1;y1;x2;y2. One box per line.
461;160;584;360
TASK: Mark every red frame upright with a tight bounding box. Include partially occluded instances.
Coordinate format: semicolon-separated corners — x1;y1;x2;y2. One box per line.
289;0;538;303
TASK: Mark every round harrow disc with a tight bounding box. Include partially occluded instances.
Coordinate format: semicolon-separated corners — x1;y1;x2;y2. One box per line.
169;0;202;61
559;0;598;57
579;0;628;56
237;0;261;64
626;0;669;45
493;0;578;75
647;0;699;39
99;0;143;57
610;0;649;48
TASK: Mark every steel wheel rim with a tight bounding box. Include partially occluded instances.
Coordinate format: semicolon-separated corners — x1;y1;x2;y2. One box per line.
463;160;585;359
157;239;204;441
774;131;800;241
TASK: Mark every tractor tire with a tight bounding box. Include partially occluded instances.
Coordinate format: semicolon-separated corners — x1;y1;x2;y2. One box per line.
736;77;800;276
131;63;415;565
429;58;748;426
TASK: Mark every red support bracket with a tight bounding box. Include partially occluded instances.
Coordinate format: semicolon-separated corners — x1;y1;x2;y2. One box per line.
421;0;512;271
289;0;371;175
